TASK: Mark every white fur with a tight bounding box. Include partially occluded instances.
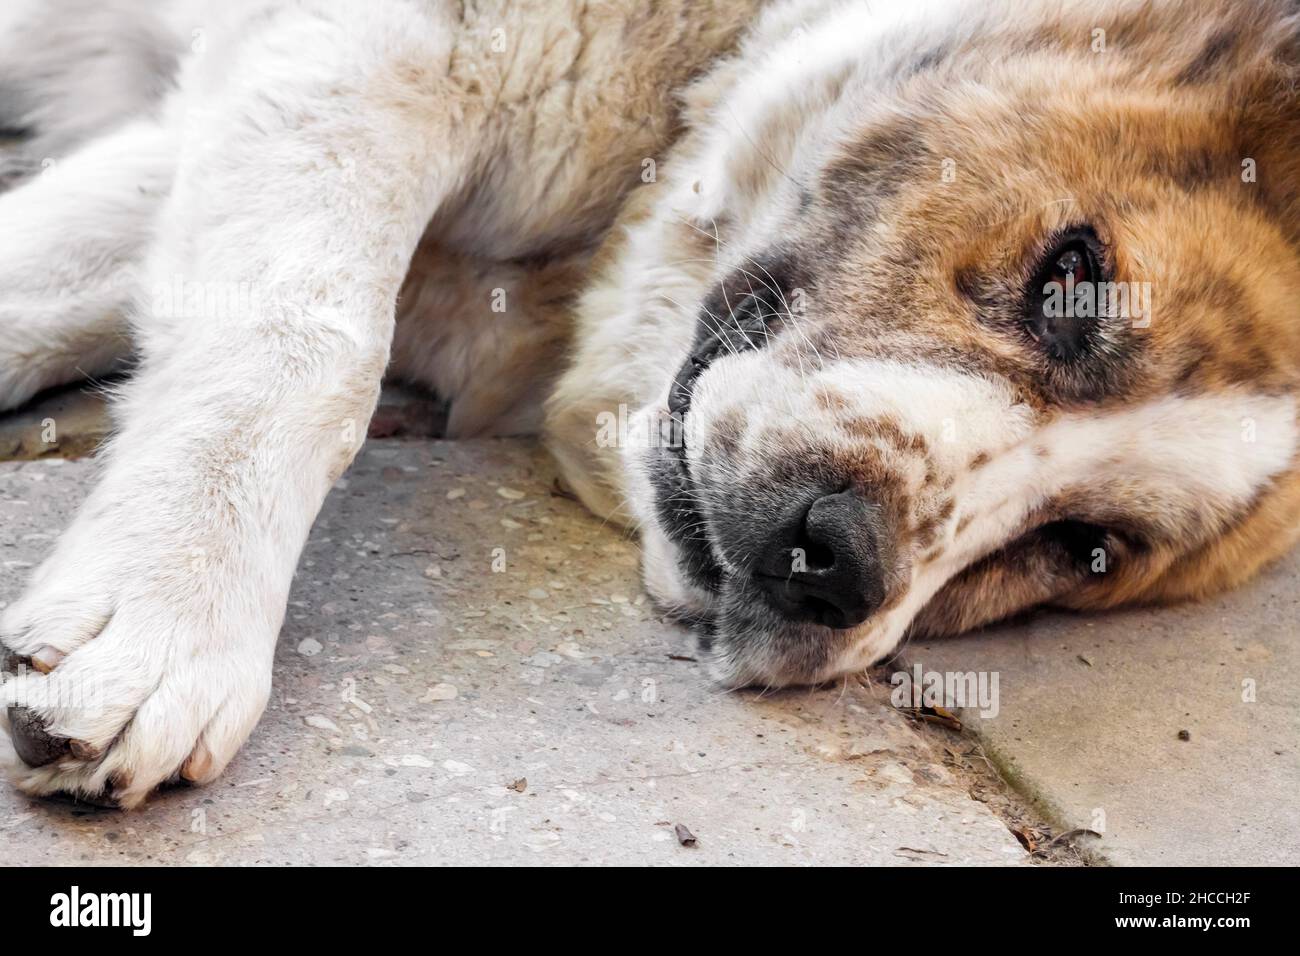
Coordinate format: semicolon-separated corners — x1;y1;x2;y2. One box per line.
1;0;464;805
0;120;173;409
0;0;196;174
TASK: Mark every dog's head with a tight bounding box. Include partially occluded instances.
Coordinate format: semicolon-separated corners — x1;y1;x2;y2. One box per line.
550;0;1300;687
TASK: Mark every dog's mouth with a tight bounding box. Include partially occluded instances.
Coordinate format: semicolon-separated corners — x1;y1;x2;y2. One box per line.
646;390;723;595
648;290;780;596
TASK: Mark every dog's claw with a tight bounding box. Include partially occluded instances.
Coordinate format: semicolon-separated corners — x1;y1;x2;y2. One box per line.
4;652;78;766
6;706;72;767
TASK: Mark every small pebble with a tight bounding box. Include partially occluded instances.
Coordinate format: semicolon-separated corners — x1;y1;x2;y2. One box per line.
422;683;458;702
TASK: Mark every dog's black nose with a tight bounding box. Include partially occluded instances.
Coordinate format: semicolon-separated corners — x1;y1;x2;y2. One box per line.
751;490;887;629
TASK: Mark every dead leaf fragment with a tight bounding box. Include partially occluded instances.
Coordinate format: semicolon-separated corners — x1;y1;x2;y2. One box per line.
674;823;697;847
1012;825;1047;852
900;705;963;731
1030;828;1104;856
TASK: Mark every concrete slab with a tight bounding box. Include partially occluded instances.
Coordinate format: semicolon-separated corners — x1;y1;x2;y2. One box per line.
0;440;1028;865
908;557;1300;866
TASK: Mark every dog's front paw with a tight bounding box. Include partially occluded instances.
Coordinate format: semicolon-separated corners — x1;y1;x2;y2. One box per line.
0;532;277;808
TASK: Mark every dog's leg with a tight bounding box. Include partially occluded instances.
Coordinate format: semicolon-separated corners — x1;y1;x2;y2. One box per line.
0;120;174;410
1;2;467;807
389;246;584;438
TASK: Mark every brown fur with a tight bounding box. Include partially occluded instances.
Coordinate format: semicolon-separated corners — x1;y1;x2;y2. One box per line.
787;0;1300;628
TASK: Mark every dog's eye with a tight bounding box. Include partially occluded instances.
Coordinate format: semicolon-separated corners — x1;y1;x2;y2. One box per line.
1023;230;1103;362
1049;244;1091;288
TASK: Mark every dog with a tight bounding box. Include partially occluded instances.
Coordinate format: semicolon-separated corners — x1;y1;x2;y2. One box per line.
0;0;1297;808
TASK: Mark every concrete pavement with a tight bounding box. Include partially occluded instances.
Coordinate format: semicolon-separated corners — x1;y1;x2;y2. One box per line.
3;388;1294;865
0;440;1028;865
